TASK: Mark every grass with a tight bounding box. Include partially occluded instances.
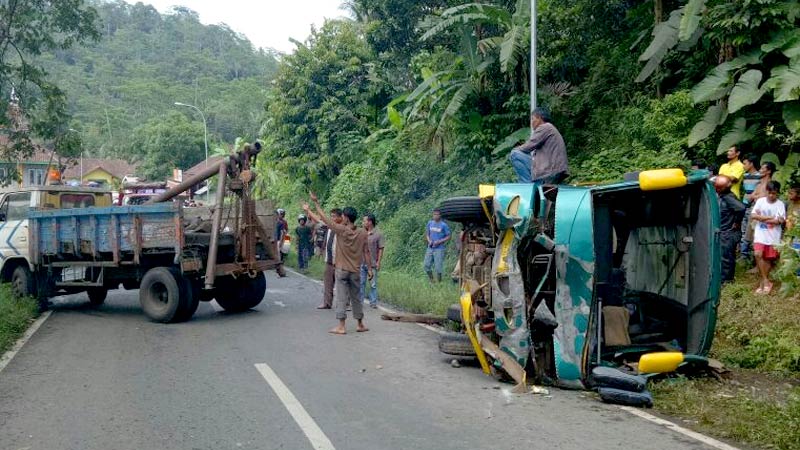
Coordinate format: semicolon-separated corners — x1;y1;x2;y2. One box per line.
649;268;800;450
283;251;459;315
713;272;800;373
0;285;39;355
651;377;800;450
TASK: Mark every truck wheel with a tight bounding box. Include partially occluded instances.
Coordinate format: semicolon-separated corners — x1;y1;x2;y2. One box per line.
11;265;36;298
171;273;199;322
438;332;476;356
446;303;462;323
86;288;108;306
438;196;488;224
215;272;266;312
140;267;182;323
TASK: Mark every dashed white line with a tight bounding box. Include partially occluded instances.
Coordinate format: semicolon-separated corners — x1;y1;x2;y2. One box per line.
254;363;336;450
620;406;742;450
0;310;52;374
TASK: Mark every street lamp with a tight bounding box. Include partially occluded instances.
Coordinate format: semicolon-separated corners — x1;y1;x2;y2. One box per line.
174;102;209;202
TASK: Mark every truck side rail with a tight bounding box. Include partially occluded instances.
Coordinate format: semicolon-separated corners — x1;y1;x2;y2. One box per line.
29;203;184;266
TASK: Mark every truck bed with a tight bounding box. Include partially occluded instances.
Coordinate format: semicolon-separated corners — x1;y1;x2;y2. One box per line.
29;203;184;265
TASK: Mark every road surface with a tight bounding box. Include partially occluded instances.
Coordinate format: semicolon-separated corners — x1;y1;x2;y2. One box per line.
0;272;715;450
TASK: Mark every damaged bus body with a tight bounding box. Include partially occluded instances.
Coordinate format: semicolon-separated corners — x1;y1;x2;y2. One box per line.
440;169;720;394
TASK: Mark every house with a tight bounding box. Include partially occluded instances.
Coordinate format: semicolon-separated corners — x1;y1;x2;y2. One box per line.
0;140;59;187
62;157;138;188
0;145;138;188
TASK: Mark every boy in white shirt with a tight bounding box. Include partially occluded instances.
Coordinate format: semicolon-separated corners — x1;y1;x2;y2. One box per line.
751;181;786;294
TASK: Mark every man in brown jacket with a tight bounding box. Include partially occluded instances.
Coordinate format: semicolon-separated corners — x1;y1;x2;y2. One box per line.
303;194;372;335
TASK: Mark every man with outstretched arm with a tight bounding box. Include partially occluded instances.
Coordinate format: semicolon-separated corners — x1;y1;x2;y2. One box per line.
303;193;372;335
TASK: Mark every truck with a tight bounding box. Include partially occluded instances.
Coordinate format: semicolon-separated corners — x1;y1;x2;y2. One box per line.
3;142;283;322
438;169;721;401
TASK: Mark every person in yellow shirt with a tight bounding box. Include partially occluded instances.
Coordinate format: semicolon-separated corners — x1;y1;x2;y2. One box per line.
719;145;746;199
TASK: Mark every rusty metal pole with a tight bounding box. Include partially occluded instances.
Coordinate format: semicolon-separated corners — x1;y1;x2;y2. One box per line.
147;161;224;204
204;161;228;289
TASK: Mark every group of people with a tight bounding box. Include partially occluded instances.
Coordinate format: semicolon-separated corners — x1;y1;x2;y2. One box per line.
273;196;386;335
712;145;799;294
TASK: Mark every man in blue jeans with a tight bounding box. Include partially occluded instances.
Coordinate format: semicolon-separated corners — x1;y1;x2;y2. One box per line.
424;209;451;282
359;214;385;308
508;107;568;185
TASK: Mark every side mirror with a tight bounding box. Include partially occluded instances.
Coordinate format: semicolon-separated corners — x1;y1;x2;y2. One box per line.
0;213;6;222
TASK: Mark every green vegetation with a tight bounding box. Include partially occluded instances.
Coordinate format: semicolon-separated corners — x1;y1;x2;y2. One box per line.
0;0;98;176
0;286;39;355
651;377;800;450
34;0;279;180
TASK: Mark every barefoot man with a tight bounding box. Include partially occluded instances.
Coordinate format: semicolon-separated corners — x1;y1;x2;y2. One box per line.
303;193;372;334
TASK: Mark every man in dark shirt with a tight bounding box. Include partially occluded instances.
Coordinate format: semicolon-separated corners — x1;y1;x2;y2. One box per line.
508;107;569;185
295;215;314;272
716;175;747;283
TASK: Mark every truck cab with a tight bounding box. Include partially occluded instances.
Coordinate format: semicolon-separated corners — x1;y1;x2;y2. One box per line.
0;186;112;297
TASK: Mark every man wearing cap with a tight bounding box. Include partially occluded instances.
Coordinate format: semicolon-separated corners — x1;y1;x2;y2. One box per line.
508;107;569;185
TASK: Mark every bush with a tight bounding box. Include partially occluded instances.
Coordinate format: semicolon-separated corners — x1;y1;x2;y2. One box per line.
0;285;39;354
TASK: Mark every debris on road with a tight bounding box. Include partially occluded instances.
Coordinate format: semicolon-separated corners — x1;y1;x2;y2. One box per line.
451;359;461;368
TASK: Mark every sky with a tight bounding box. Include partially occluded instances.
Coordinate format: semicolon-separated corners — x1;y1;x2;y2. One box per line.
140;0;349;53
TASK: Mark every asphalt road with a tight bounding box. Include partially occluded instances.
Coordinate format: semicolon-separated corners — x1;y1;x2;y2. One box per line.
0;271;715;450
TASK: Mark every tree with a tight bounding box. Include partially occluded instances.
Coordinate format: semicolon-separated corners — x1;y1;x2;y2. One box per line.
126;113;206;180
637;0;799;153
263;20;382;188
0;0;98;181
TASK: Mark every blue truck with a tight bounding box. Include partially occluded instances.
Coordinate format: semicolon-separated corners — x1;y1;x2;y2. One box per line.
6;143;283;322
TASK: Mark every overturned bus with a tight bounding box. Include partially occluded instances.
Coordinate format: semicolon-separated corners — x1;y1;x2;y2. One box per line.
438;169;720;400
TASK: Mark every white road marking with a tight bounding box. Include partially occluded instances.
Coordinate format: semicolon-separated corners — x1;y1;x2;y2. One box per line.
620;406;742;450
286;268;445;335
0;310;52;374
254;363;335;450
274;301;286;307
286;269;735;449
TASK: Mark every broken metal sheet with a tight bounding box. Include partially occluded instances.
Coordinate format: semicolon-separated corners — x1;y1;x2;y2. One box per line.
551;188;594;389
489;184;538;372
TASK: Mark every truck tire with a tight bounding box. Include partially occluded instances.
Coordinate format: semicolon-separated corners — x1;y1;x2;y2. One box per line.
438;332;476;357
140;267;183;323
172;272;199;322
446;303;462;323
86;288;108;306
11;265;36;298
438;196;488;224
598;387;654;408
214;272;267;312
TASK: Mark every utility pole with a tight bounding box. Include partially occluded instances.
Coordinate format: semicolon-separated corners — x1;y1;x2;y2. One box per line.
174;102;209;203
530;0;537;114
